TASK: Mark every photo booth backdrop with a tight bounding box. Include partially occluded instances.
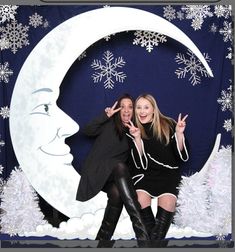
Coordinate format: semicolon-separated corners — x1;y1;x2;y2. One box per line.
0;4;233;227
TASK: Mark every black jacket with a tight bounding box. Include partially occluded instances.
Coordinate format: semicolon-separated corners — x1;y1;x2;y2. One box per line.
76;112;130;201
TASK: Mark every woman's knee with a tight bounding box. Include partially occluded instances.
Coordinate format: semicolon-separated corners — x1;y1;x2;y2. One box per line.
113;162;129;177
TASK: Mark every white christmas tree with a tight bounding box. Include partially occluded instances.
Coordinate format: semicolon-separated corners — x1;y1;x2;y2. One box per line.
0;166;47;236
174;146;232;236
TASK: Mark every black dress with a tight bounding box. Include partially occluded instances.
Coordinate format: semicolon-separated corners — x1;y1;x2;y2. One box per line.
76;112;130;202
127;122;189;198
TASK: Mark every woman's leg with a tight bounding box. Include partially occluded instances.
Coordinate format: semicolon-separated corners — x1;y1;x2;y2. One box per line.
151;194;176;240
113;162;149;240
95;182;123;241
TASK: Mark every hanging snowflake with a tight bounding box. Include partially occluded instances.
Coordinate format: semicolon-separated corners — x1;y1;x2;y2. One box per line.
0;19;29;54
133;30;167;53
0;62;13;83
217;85;233;112
163;5;176;21
175;49;211;86
0;106;10;119
91;50;126;89
214;5;232;19
223;119;232;132
181;5;213;31
0;37;10;50
29;12;43;28
0;5;18;24
209;23;217;34
219;21;232;43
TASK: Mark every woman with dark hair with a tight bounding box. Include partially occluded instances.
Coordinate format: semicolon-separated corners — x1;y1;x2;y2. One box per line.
76;94;149;242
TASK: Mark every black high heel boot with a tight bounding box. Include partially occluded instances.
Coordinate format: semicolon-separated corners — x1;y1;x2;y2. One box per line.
114;175;149;241
95;204;123;241
140;206;155;236
150;206;174;244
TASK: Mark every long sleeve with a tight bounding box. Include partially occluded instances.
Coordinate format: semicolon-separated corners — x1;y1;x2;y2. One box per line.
126;133;148;170
83;112;110;137
171;133;189;162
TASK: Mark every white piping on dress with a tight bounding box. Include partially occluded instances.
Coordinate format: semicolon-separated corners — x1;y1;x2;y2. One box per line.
135;189;177;199
132;174;144;185
173;133;189;161
147;153;179;169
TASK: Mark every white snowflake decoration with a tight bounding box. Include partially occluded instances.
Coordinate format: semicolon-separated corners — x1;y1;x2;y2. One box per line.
0;134;5;151
214;5;232;19
223;119;232;132
219;21;232;43
0;19;29;54
209;23;217;34
176;11;184;20
133;30;167;53
163;5;176;21
0;164;3;174
91;50;126;89
0;106;10;119
181;5;213;31
0;5;18;24
42;19;49;29
0;62;13;83
78;51;87;61
0;36;10;50
175;49;211;86
29;12;43;28
217;85;233;112
103;33;116;42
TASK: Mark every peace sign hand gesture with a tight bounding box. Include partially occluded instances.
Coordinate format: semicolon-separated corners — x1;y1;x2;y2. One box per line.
105;101;121;118
176;113;188;134
126;120;141;139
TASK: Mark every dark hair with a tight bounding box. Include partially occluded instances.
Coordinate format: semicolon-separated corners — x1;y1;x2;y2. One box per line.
113;93;134;139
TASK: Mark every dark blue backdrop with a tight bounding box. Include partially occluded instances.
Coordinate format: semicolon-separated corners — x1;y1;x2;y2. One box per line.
0;5;233;182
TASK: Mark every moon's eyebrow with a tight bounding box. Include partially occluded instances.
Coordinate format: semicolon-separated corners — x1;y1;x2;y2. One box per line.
32;88;53;94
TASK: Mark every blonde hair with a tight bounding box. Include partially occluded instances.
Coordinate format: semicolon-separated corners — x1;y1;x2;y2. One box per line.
135;94;175;145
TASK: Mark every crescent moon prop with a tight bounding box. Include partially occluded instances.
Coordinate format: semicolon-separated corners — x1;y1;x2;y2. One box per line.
10;7;213;218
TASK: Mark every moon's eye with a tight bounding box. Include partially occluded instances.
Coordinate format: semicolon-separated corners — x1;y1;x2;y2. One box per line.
30;103;51;116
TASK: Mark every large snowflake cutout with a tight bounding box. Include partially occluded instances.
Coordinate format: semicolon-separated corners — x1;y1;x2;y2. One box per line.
217;85;233;112
0;20;29;54
29;12;43;28
219;21;232;43
133;30;167;53
214;5;232;19
91;50;126;89
181;5;213;30
0;62;13;83
0;106;10;119
0;5;18;24
175;49;211;85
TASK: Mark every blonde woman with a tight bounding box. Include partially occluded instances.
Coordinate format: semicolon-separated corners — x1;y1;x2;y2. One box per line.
126;94;189;241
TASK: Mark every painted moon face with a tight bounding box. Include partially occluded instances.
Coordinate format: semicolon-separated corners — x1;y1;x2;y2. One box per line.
9;7;213;218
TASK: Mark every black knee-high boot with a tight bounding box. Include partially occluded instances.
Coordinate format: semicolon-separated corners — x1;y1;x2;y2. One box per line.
150;206;174;240
114;175;149;241
140;206;155;236
95;204;123;241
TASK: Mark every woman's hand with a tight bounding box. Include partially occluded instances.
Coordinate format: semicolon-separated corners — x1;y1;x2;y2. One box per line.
176;113;188;134
126;120;141;139
105;101;121;118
